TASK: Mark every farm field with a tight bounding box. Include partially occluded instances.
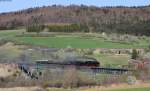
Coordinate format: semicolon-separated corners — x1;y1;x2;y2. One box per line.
0;29;150;48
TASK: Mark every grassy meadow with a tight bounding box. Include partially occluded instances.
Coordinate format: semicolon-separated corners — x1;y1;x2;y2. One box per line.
93;54;130;67
0;29;150;48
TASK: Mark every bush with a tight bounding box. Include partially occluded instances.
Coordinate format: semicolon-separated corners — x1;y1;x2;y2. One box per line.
131;49;139;59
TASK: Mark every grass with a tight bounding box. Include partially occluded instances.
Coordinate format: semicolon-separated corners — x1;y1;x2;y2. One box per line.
93;54;130;67
0;29;24;38
15;37;136;48
0;29;150;48
105;87;150;91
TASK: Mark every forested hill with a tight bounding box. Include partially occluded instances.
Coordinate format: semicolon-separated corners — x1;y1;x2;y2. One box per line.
0;5;150;35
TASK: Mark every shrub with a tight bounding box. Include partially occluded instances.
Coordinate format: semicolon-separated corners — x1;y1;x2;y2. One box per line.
131;49;139;59
62;67;79;88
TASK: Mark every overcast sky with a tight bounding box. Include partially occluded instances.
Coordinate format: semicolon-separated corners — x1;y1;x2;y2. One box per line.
0;0;150;13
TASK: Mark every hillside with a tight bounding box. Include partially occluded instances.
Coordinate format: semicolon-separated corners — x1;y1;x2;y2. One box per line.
0;5;150;35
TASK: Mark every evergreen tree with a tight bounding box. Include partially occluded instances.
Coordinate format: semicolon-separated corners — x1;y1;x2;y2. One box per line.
131;49;138;60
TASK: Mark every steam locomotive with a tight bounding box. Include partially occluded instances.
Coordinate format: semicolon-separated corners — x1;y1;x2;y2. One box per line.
36;57;100;68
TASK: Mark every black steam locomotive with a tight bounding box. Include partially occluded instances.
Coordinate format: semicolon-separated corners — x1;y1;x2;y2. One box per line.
36;57;100;68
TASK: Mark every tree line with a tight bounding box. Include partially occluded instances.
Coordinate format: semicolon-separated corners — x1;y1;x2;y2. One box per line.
26;24;89;33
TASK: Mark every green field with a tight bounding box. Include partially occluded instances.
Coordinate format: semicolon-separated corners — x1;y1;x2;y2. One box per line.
93;54;130;67
105;87;150;91
0;29;150;48
15;37;133;48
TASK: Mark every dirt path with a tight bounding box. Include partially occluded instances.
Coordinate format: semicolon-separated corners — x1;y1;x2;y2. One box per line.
0;82;149;91
0;87;43;91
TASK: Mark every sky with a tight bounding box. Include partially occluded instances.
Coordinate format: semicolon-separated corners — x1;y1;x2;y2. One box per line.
0;0;150;13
